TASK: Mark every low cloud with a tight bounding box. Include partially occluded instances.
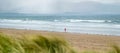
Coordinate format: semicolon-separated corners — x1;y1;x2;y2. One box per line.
0;0;120;14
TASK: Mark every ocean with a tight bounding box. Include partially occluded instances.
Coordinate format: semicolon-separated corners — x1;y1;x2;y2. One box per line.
0;15;120;35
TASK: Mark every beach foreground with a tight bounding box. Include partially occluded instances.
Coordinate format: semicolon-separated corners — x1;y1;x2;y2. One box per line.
0;28;120;53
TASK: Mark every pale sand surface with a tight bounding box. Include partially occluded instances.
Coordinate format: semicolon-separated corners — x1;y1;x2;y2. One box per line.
0;28;120;52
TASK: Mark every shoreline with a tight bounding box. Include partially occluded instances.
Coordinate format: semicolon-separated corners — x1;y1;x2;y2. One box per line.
0;28;120;52
0;28;118;36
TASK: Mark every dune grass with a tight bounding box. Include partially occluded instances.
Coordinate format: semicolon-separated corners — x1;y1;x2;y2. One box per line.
0;33;76;53
0;33;120;53
0;33;24;53
108;45;120;53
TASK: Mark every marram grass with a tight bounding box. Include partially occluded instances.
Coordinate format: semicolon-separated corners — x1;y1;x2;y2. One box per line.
109;45;120;53
0;33;120;53
0;33;24;53
0;33;76;53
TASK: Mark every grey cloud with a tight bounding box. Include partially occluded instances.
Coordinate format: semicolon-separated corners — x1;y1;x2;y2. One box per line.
61;1;120;14
0;0;120;14
0;0;61;14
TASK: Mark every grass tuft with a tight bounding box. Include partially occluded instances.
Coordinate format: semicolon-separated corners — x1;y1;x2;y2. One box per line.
109;45;120;53
0;33;76;53
0;33;24;53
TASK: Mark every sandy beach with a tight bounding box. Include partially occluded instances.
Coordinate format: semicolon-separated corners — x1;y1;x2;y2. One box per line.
0;28;120;52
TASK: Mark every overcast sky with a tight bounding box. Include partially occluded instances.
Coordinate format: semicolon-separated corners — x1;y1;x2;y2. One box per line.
0;0;120;14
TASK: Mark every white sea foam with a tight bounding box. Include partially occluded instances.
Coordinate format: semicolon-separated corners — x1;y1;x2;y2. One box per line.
63;19;112;23
0;18;120;35
0;19;22;23
54;20;59;22
114;25;120;28
0;19;51;24
0;19;112;24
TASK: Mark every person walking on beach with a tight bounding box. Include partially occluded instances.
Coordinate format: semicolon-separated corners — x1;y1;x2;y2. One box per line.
64;28;66;32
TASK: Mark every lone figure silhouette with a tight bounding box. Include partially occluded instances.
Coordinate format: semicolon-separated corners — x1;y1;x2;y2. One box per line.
64;28;66;32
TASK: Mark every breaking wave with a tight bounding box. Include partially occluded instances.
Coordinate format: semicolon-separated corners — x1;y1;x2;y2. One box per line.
62;19;112;23
0;19;51;24
0;19;116;24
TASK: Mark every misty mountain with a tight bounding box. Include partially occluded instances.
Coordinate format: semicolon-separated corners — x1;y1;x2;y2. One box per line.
63;1;120;14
